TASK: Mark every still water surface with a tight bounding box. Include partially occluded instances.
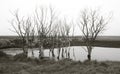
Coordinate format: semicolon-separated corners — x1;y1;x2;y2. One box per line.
2;46;120;61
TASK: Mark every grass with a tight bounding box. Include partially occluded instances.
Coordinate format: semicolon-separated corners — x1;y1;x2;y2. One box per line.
1;59;120;74
1;36;120;49
0;51;120;74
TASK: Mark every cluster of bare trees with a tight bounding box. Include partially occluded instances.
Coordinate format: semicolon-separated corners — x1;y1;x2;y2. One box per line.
10;6;110;61
10;6;72;60
34;6;57;59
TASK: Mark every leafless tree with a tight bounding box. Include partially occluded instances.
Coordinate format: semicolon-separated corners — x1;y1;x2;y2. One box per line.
61;18;71;59
54;18;71;60
25;17;35;48
25;17;36;57
78;9;111;61
10;10;35;56
10;10;28;55
34;6;57;59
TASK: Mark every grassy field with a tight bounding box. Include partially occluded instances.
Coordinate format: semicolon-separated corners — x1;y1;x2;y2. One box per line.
70;36;120;48
0;35;120;40
0;36;120;49
0;52;120;74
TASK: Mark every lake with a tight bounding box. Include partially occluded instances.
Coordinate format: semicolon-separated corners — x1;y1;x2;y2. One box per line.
2;46;120;61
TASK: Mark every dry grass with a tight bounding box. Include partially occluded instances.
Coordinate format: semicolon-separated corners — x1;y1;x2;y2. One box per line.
0;57;120;74
0;51;120;74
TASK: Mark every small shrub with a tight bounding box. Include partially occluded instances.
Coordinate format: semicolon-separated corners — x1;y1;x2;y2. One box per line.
83;60;91;65
0;51;8;58
11;38;26;48
13;53;27;61
100;62;109;67
0;51;11;62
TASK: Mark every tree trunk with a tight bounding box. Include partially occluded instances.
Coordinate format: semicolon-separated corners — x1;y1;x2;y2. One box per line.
87;54;91;61
51;49;55;57
57;48;61;60
87;46;92;61
39;45;44;59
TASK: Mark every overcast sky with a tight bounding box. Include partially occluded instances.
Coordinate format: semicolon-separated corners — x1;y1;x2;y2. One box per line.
0;0;120;36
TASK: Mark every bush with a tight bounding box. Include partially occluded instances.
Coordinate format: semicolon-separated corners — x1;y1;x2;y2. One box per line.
0;39;10;48
13;53;27;61
0;51;10;62
100;62;109;67
11;38;26;48
0;51;8;58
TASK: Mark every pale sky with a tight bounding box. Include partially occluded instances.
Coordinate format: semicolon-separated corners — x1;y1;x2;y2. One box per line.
0;0;120;36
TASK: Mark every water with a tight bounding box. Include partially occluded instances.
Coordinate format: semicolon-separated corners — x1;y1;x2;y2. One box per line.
2;46;120;61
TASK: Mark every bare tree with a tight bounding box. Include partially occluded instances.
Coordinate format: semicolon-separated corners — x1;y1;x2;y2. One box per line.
25;17;35;48
78;9;110;61
34;6;57;59
61;18;71;59
10;10;35;56
54;18;71;60
10;10;28;55
25;17;36;57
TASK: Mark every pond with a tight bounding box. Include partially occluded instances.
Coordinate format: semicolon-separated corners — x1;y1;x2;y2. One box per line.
2;46;120;61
